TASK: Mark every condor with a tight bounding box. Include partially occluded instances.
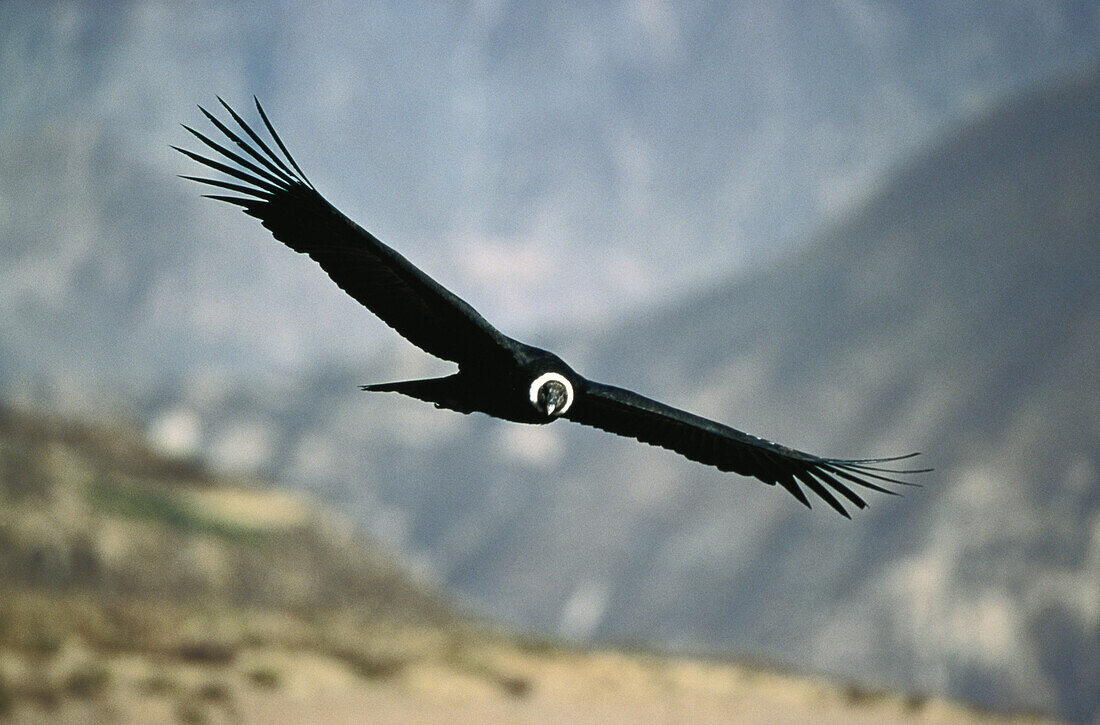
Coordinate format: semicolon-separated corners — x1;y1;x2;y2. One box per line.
176;98;927;517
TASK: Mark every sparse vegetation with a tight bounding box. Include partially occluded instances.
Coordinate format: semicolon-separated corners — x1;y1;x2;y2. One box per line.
905;692;930;712
245;665;281;689
29;627;64;657
87;477;265;545
138;670;179;696
25;682;61;711
196;680;232;703
175;701;208;724
497;673;532;698
0;672;12;715
339;650;407;681
176;640;237;666
64;661;110;699
515;635;560;656
0;405;1056;723
844;682;888;707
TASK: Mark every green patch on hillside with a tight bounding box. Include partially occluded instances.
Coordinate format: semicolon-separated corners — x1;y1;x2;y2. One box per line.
87;477;264;545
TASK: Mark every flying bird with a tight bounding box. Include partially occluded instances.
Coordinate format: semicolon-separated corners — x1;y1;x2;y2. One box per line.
176;98;927;517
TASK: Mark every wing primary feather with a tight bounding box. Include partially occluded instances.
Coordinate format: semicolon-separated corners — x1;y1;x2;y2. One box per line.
217;95;302;183
179;175;270;199
775;474;811;508
564;382;923;515
834;452;922;464
253;96;313;189
838;460;933;475
179;124;289;190
793;469;851;517
179;98;514;368
197;105;298;186
825;466;903;493
833;465;922;488
200;194;261;208
806;468;868;508
815;466;893;500
171;146;284;194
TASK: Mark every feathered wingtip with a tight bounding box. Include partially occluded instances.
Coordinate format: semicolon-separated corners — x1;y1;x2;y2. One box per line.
826;452;932;487
173;96;314;208
810;452;931;518
766;451;931;519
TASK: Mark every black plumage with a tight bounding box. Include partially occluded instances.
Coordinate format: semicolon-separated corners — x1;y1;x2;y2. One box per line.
177;98;928;517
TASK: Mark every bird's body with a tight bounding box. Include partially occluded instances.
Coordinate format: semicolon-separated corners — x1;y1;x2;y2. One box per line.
364;345;579;424
177;98;927;518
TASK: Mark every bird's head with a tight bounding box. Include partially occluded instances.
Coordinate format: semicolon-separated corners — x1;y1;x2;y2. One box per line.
529;372;574;418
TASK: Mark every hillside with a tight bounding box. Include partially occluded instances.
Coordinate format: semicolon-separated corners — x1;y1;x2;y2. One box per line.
0;407;1053;724
0;405;447;617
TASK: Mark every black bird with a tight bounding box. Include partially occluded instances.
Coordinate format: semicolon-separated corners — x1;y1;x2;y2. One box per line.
176;98;927;517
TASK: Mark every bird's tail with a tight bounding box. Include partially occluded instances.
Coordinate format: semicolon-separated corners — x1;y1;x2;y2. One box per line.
360;374;474;414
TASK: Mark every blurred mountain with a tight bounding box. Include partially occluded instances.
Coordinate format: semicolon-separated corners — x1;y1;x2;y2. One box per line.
55;64;1092;722
2;2;1098;387
2;4;1098;722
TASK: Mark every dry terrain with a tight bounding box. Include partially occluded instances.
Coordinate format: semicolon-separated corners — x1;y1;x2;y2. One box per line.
0;407;1056;724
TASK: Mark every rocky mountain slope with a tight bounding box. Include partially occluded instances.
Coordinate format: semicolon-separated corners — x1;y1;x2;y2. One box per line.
561;66;1100;721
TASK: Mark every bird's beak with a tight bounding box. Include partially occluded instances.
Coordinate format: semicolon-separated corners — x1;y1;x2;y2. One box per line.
546;402;558;416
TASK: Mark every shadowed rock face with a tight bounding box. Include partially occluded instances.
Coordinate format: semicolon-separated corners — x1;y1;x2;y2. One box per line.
565;68;1100;722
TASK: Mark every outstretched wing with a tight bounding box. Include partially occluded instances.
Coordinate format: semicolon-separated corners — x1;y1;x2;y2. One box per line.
174;98;512;367
565;381;927;517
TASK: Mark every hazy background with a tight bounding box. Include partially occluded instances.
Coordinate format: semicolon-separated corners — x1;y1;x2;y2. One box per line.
2;2;1098;722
